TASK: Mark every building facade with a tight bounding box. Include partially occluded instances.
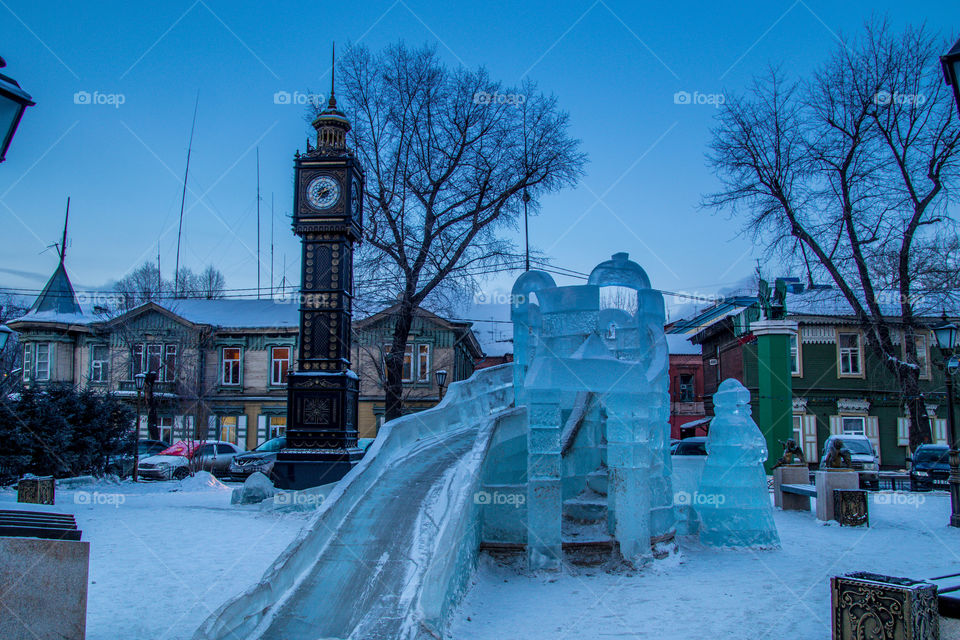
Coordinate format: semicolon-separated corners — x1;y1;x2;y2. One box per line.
9;267;483;448
351;306;484;437
671;287;958;468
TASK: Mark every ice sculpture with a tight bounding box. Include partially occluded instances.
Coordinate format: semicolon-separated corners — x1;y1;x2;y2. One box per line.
511;252;675;570
696;379;780;548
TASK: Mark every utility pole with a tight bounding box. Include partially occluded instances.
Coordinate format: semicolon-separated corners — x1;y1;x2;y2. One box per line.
271;192;275;297
256;147;261;299
175;93;199;297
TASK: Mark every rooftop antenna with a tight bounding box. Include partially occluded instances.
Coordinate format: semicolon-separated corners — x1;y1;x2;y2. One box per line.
175;92;199;298
157;241;162;295
270;192;275;297
57;196;70;264
256;146;261;299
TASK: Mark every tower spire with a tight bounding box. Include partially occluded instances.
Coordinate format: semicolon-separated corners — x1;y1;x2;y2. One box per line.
328;42;336;109
59;197;70;265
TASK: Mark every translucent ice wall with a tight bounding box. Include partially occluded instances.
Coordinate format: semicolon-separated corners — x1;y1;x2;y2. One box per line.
696;379;780;548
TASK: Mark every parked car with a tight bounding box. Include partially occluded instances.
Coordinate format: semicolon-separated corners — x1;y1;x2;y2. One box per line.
138;440;242;480
229;436;286;482
672;437;707;456
105;439;170;477
819;435;879;489
909;444;950;492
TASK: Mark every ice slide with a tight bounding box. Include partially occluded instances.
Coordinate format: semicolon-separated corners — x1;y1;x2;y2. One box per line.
194;363;516;640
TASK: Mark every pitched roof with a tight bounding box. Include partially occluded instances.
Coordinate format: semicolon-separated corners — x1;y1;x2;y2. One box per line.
29;263;82;316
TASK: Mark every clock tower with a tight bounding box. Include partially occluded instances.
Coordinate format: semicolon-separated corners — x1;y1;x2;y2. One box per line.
273;51;365;490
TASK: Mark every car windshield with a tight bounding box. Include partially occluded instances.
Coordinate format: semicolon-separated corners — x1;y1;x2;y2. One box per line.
255;437;286;453
839;439;873;455
915;447;949;464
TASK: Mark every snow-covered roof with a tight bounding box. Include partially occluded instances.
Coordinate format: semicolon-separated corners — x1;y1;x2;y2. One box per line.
155;299;298;329
786;288;958;320
667;334;701;355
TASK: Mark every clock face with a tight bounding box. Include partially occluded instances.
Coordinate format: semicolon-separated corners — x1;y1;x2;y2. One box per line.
351;182;362;219
306;175;341;211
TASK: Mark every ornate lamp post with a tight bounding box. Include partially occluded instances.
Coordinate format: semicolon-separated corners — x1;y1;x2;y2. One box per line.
0;57;34;163
933;313;959;527
435;368;448;402
942;37;960;118
134;372;147;482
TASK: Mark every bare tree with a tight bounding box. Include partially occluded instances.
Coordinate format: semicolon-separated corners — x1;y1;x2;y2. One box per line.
0;293;28;386
195;266;226;299
704;21;960;449
328;43;586;421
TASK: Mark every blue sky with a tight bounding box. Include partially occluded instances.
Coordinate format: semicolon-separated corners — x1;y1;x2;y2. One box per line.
1;0;958;323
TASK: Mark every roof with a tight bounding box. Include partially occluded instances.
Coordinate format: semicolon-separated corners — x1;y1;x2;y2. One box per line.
785;288;959;321
155;299;298;329
28;263;82;316
354;304;484;359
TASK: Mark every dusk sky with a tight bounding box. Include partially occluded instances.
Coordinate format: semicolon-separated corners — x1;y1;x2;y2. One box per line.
2;0;958;324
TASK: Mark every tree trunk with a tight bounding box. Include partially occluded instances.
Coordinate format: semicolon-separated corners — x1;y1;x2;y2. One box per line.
383;297;415;423
903;367;933;451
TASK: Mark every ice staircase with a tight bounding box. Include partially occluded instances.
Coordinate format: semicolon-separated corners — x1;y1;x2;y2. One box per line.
193;364;515;640
561;465;615;565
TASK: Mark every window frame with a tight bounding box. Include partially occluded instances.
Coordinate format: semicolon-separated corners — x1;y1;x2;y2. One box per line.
34;343;51;381
789;332;802;377
22;343;33;382
836;330;864;378
218;415;238;444
902;331;931;380
221;346;242;387
677;373;695;402
270;346;291;386
416;344;430;383
269;415;286;439
840;415;866;436
90;344;109;384
163;344;177;382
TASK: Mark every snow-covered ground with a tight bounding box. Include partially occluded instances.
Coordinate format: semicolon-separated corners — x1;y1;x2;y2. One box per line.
450;492;960;640
1;474;310;640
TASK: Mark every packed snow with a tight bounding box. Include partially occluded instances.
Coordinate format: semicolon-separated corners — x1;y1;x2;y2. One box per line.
1;473;311;640
450;492;960;640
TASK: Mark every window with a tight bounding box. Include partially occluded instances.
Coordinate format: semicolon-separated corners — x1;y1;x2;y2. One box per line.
219;416;238;444
90;345;109;383
222;347;241;386
678;374;695;402
132;344;143;377
841;416;866;435
271;346;291;385
402;344;414;382
163;345;177;382
158;417;174;443
146;344;163;376
417;344;430;383
792;414;802;443
22;343;33;381
216;444;235;454
838;332;862;376
606;322;617;340
789;334;801;376
905;333;930;379
34;343;51;381
269;415;286;438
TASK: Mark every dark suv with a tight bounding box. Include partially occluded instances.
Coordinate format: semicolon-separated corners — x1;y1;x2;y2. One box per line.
909;444;950;492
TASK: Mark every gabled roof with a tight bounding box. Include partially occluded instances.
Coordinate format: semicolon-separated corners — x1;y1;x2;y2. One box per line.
354;304;484;358
8;263;92;328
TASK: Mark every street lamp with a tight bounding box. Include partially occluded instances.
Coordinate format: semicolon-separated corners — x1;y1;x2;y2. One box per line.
942;37;960;119
133;372;146;482
0;325;12;352
0;57;35;163
933;313;960;527
435;368;448;402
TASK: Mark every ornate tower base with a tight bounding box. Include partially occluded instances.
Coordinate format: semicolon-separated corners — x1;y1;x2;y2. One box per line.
274;371;364;490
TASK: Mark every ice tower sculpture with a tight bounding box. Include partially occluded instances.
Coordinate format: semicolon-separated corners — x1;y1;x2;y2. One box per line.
512;253;674;569
696;379;780;548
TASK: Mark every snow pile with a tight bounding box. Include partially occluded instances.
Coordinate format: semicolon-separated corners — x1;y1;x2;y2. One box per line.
177;470;229;491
